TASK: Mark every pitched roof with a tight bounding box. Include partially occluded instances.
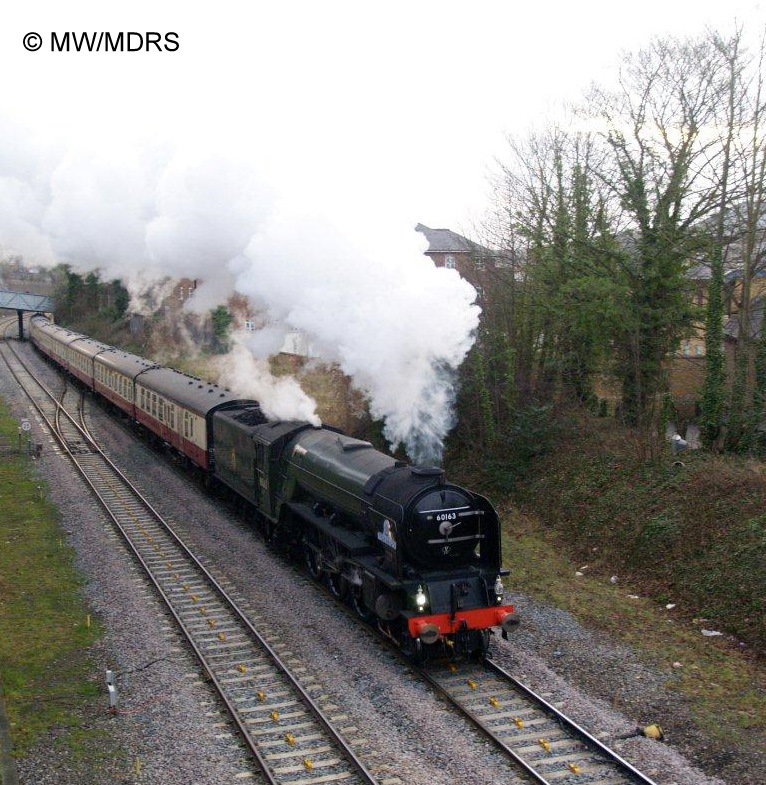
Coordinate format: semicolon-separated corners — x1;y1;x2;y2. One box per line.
724;297;765;341
415;223;488;255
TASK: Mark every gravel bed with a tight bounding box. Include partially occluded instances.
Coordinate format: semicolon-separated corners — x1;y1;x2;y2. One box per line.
3;338;759;785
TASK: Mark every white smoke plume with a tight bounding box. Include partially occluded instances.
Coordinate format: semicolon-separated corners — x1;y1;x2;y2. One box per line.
215;338;321;425
238;213;479;463
0;115;480;463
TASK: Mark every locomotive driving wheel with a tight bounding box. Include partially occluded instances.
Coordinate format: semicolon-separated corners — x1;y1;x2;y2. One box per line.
326;570;346;599
303;540;322;580
350;585;373;622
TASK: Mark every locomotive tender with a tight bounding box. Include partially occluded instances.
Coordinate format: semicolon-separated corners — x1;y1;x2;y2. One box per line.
29;314;518;658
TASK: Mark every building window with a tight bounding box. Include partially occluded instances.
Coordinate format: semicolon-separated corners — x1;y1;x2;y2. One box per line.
445;254;456;269
682;341;691;356
695;345;704;356
245;320;255;332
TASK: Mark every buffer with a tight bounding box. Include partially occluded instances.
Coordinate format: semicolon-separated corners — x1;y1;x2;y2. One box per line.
0;290;54;340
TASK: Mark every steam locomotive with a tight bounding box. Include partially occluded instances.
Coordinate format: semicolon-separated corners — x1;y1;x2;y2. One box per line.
29;314;518;658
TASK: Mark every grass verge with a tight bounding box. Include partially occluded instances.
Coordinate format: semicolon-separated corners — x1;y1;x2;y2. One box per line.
498;501;766;747
0;397;104;758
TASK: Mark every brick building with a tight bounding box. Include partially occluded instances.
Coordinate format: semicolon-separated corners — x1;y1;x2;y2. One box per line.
415;223;503;305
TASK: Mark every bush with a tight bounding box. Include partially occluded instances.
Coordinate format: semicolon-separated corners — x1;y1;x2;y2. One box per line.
515;413;766;651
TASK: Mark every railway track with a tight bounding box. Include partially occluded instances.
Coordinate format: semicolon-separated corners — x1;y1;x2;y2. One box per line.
420;658;660;785
0;326;388;785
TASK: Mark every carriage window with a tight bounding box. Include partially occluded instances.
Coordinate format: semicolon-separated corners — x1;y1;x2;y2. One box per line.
183;411;188;437
140;388;145;409
152;394;157;417
158;399;164;422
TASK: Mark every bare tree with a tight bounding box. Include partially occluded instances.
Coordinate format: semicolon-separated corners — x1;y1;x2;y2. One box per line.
589;36;729;426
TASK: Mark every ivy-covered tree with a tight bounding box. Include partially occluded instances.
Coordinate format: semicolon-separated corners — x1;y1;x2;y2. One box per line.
210;305;233;354
591;36;725;426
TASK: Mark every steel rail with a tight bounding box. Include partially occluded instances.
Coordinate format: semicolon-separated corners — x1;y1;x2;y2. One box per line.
0;329;380;785
414;662;556;785
485;658;660;785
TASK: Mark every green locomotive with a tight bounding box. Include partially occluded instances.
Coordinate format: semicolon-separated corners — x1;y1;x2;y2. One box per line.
213;407;518;658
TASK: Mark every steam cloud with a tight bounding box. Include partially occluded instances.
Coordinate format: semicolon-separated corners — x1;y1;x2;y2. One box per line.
0;117;480;463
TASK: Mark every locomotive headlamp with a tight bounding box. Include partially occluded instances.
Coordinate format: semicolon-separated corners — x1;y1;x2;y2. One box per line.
415;585;428;612
493;575;505;604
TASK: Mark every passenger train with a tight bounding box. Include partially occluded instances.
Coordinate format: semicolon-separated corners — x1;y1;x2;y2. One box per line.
29;314;518;659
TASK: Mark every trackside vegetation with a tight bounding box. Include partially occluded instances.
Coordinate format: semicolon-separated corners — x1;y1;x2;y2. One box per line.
0;398;105;759
471;411;766;749
514;413;766;652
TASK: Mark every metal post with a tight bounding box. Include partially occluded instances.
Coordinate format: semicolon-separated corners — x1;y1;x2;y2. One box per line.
17;310;23;341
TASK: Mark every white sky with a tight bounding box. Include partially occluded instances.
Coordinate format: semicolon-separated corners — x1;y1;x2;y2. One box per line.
2;0;766;237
